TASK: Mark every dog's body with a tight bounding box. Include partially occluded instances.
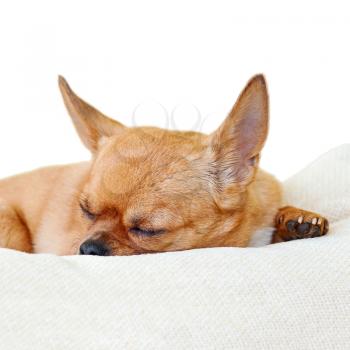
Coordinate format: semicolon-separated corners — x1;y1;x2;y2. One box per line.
0;75;329;255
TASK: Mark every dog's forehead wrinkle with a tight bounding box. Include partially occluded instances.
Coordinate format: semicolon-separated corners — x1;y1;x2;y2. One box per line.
106;127;207;161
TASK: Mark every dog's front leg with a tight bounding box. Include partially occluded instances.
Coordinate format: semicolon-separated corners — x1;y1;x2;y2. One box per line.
272;206;329;243
0;200;32;252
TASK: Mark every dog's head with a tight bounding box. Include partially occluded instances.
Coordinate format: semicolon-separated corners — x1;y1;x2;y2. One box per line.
58;75;268;255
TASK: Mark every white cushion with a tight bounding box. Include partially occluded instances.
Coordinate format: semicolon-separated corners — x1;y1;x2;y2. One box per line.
0;145;349;349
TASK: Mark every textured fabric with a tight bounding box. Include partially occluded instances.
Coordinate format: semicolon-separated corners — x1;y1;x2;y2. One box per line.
0;145;350;349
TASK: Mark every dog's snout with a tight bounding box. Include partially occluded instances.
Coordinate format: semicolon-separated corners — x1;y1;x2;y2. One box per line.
79;239;110;256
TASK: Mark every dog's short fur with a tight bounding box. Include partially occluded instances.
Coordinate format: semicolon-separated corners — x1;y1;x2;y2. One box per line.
0;75;329;255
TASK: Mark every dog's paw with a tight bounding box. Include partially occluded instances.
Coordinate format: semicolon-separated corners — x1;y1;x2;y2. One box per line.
273;206;329;242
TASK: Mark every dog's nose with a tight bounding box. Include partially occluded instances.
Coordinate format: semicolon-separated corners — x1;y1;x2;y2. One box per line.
79;239;110;256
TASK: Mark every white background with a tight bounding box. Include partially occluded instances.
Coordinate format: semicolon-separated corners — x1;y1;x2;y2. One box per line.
0;1;349;180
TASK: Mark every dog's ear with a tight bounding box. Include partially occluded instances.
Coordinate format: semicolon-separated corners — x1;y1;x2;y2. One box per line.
58;76;125;152
209;74;268;192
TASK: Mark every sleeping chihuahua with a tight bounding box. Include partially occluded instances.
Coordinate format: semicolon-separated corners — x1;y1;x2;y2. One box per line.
0;75;329;255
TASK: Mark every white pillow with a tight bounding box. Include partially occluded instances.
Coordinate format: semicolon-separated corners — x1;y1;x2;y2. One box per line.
283;144;350;222
0;145;349;349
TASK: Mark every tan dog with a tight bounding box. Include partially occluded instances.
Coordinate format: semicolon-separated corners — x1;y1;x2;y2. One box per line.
0;75;329;255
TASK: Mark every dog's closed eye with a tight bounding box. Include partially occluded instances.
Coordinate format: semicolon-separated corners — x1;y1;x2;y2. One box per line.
129;227;165;237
